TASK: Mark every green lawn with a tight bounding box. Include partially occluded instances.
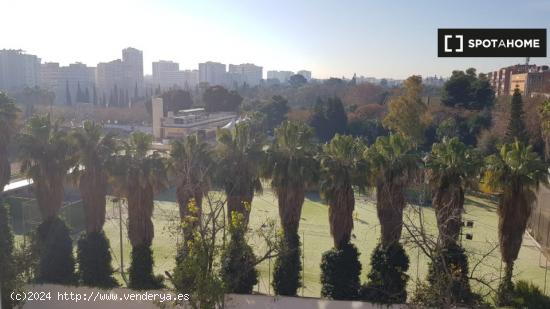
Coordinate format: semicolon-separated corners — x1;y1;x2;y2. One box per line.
98;189;550;298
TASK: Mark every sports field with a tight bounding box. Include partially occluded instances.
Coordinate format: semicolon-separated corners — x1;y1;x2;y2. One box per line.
97;188;550;298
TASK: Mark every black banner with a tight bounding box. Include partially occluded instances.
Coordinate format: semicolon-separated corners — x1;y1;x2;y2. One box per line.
438;28;546;57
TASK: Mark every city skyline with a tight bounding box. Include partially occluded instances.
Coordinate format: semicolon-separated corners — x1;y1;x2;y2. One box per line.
3;0;550;79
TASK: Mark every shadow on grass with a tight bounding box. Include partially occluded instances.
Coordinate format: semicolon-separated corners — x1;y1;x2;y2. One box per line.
465;195;497;212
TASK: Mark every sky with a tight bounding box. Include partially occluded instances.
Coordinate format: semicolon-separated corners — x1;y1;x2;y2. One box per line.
2;0;550;79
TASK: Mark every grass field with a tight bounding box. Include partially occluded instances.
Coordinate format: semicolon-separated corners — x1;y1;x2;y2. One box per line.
97;188;550;299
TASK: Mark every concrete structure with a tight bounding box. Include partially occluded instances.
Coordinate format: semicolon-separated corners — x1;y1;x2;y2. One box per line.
198;61;226;86
122;47;144;96
152;97;236;140
20;287;410;309
487;64;536;96
297;70;312;81
152;61;199;90
267;70;294;83
96;47;144;106
0;49;41;93
228;63;263;87
40;62;96;104
509;67;550;97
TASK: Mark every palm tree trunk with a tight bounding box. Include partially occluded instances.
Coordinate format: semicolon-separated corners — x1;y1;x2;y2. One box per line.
0;147;10;191
226;188;254;228
434;184;464;248
35;174;65;221
498;190;531;288
278;184;305;238
376;180;405;247
127;182;155;248
80;170;108;234
329;184;355;249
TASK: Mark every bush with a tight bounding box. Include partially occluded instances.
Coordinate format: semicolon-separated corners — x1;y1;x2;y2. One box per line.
320;243;362;300
173;234;224;308
273;233;302;296
359;242;409;304
509;280;550;309
1;200;17;309
220;234;258;294
34;217;77;284
128;244;164;290
77;231;118;288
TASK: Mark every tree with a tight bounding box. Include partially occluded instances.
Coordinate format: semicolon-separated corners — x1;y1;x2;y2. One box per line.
425;137;481;305
71;121;118;287
215;123;263;227
541;100;550;160
262;121;318;296
383;75;430;145
309;97;348;142
76;82;83;103
482;141;549;305
441;68;494;110
84;87;90;103
289;74;307;87
109;132;168;289
170;134;213;254
255;95;289;134
65;81;72;106
162;89;194;115
18;114;77;284
92;85;97;105
0;200;17;309
318;134;367;299
361;134;419;303
506;87;528;144
203;86;242;112
0;92;19;191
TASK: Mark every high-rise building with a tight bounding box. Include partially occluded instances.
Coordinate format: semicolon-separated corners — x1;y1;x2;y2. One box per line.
266;70;294;83
509;66;550;97
297;70;312;81
122;47;144;96
199;61;227;86
487;64;536;96
152;61;199;90
41;62;95;104
0;49;40;93
228;63;262;87
96;47;144;106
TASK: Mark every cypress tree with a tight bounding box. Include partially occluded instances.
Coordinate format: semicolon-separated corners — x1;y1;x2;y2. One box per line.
65;81;72;106
76;82;83;103
0;199;16;309
506;87;528;143
84;88;90;103
92;86;97;105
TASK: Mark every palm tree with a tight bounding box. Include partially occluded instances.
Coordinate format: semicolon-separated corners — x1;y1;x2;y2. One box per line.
360;134;419;304
426;137;481;247
71;121;118;287
263;121;318;296
109;132;168;289
18;114;77;284
0;92;19;191
318;134;367;300
483;141;549;304
319;134;367;249
216;122;263;227
365;134;420;247
170;134;213;248
425;137;481;305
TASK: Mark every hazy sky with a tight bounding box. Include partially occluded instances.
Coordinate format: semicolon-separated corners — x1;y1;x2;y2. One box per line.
2;0;550;79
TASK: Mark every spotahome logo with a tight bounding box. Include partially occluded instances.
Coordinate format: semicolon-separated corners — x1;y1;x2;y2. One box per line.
438;28;546;57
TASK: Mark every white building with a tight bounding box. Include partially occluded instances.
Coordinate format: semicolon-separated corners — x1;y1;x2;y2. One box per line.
122;47;144;96
199;61;227;86
0;49;41;93
297;70;312;81
266;70;294;83
228;63;262;87
152;61;199;90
